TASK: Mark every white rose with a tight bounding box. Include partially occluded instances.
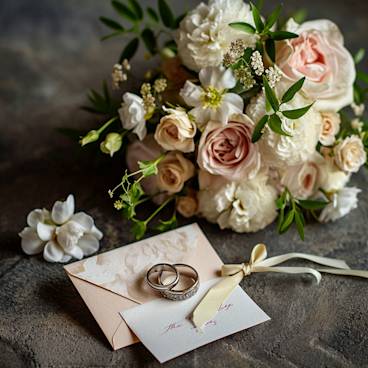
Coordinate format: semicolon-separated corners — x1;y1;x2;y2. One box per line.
276;19;356;112
319;112;340;146
280;159;321;199
198;171;277;233
119;92;146;140
176;0;257;72
246;92;321;168
319;187;361;223
333;135;366;173
317;156;350;193
154;108;196;152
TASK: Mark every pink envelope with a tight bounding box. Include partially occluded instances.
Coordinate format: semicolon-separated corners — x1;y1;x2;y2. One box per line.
64;223;223;350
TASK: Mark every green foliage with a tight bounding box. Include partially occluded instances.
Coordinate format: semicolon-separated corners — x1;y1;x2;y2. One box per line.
252;78;313;142
229;22;256;34
158;0;175;29
276;188;329;240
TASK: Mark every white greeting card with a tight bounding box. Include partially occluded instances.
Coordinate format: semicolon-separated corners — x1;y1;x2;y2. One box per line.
121;279;270;363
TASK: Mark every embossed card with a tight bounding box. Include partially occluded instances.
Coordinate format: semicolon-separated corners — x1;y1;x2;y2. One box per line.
121;279;270;363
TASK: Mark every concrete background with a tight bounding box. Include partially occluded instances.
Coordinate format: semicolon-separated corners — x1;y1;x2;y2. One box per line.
0;0;367;367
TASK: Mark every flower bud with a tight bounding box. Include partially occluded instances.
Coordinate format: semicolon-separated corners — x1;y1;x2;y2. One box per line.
100;132;122;157
160;47;176;59
80;130;99;146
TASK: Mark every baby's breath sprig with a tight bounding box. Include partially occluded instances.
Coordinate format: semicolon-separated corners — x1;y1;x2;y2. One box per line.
276;188;329;240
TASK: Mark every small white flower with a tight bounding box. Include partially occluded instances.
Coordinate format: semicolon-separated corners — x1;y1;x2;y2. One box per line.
265;66;282;88
19;195;103;263
180;66;244;128
319;187;361;223
119;92;147;140
351;102;365;117
250;51;264;76
351;118;364;132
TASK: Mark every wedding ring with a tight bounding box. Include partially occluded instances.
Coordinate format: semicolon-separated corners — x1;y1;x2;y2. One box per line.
159;263;200;301
146;263;179;291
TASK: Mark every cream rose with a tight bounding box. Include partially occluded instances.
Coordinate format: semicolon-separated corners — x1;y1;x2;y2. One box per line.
276;19;356;112
198;171;277;233
280;160;320;199
197;114;260;181
333;135;366;173
154;108;196;152
246;92;321;168
176;192;198;218
176;0;256;72
319;112;340;146
157;152;195;193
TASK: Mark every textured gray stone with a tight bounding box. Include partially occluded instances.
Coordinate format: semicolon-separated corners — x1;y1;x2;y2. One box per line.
0;0;367;367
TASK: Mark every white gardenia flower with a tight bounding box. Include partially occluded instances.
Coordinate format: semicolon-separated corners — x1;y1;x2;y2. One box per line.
19;195;103;263
246;91;321;168
180;66;244;128
176;0;257;72
198;171;278;233
319;187;361;223
119;92;146;140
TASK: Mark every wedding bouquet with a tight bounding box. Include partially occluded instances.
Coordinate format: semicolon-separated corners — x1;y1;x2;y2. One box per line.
78;0;368;240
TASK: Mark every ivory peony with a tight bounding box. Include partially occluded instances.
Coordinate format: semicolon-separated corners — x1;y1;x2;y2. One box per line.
176;0;256;72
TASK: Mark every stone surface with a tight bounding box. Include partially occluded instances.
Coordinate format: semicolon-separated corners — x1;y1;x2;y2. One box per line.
0;0;368;367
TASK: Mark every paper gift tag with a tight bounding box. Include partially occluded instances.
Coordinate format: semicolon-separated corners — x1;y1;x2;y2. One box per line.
121;279;270;363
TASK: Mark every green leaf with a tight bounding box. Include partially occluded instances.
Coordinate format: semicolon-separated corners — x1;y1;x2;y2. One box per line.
263;75;279;112
243;47;254;62
101;31;125;41
252;115;269;142
298;199;328;210
127;0;143;20
281;103;313;119
158;0;175;29
357;71;368;85
250;2;264;33
228;22;256;34
281;77;305;104
154;213;177;232
354;48;365;64
138;155;163;177
270;31;299;40
264;5;282;31
141;28;156;54
147;7;159;22
268;114;291;136
295;211;305;240
280;209;295;233
99;17;125;31
277;207;285;232
132;220;147;240
111;0;138;22
353;83;364;105
130;182;144;203
265;38;275;62
119;38;139;62
291;9;307;24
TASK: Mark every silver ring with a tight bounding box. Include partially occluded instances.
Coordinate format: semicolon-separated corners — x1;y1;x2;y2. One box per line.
146;263;179;291
159;263;200;301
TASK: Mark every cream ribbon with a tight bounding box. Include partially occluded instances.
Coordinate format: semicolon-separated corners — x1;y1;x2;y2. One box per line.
192;243;368;328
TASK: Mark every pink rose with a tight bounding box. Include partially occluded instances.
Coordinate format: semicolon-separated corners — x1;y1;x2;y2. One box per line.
197;114;260;181
276;19;355;111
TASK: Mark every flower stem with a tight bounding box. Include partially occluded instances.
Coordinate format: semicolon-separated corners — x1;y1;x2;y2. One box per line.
144;196;174;225
97;116;119;134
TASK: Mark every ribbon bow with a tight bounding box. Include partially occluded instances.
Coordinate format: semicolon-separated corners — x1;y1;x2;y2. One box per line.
192;244;368;328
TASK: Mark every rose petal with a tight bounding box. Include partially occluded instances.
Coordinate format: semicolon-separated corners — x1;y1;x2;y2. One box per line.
19;227;45;255
51;194;75;225
89;225;103;240
78;234;100;256
64;245;84;260
36;222;56;242
43;240;64;262
60;254;72;263
27;208;50;228
70;212;94;231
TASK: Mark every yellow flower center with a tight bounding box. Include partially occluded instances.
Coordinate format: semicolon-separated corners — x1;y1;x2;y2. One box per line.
201;87;223;109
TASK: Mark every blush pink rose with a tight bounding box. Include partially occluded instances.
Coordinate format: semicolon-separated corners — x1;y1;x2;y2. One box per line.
276;19;355;112
197;114;260;181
